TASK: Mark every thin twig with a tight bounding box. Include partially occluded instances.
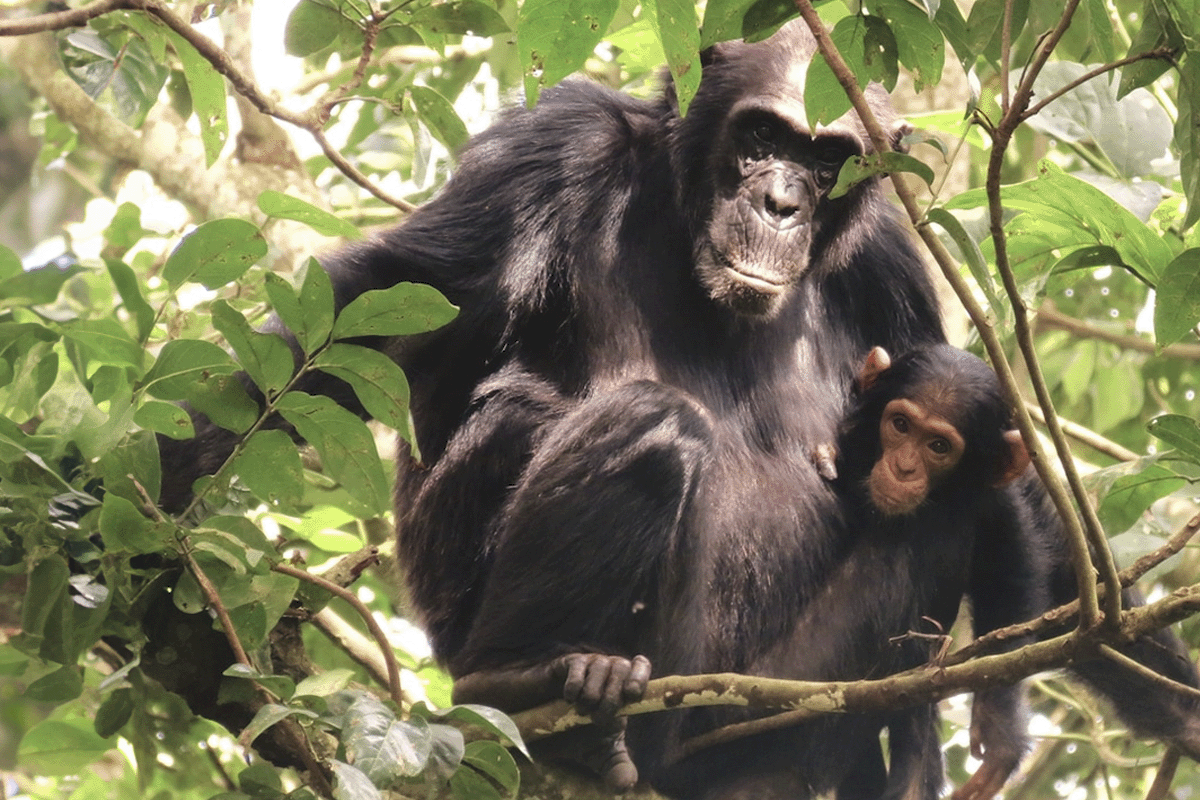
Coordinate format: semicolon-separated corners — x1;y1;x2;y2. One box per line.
1145;747;1181;800
1024;403;1140;462
1023;48;1177;120
1099;643;1200;702
273;562;405;707
1037;305;1200;360
986;0;1124;630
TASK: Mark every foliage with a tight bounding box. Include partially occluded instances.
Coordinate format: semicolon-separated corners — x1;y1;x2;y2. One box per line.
0;0;1199;798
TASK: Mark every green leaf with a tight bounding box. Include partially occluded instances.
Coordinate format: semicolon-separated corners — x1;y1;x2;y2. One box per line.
165;31;228;166
829;151;934;199
25;665;84;702
873;0;944;91
805;16;869;128
450;761;504;800
211;300;294;396
434;705;529;758
162;219;267;289
134;399;194;439
1148;414;1200;464
518;0;618;102
1177;56;1200;229
285;0;359;56
646;0;701;114
60;30;169;126
933;0;974;72
257;191;362;239
332;282;458;339
17;719;111;775
240;703;312;746
230;429;305;509
1024;62;1174;182
945;161;1173;284
99;493;172;554
314;343;414;443
411;1;510;36
926;207;997;306
699;0;757;48
0;245;20;280
409;86;470;151
142;339;257;434
265;259;336;354
330;760;381;800
94;687;136;737
343;694;434;781
1098;463;1187;534
102;201;150;256
1117;0;1180;98
461;740;520;794
1155;248;1200;347
105;258;155;343
276;392;390;514
61;319;146;373
0;261;84;309
142;339;238;397
295;668;355;698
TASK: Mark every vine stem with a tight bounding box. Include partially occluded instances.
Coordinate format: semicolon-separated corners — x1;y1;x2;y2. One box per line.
273;562;405;708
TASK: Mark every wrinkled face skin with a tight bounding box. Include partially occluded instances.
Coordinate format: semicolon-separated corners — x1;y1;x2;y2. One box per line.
696;104;863;317
868;397;965;516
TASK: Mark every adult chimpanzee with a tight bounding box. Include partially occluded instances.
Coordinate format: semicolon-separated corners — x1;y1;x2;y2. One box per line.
158;19;1200;800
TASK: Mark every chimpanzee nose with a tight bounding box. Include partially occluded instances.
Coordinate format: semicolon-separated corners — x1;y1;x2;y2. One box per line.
764;173;802;222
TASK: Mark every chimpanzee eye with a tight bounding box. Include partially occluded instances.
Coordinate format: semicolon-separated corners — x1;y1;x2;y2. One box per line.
929;438;950;455
753;122;777;144
812;141;850;167
891;415;909;434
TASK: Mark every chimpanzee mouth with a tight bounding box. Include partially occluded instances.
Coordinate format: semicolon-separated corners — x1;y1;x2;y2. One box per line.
723;265;785;295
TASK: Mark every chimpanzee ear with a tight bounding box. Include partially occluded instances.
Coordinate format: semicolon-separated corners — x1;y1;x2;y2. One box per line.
994;429;1031;486
890;120;913;154
856;347;891;391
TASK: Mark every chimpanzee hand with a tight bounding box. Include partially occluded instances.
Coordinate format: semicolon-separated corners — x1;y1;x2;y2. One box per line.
557;653;652;722
551;653;651;791
951;688;1028;800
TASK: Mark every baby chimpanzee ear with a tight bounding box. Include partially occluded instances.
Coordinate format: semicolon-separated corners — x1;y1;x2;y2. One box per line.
856;346;892;392
994;429;1031;486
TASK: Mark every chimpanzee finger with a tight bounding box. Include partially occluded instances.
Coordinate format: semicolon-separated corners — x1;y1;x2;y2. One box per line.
623;654;652;702
586;656;630;718
561;653;592;705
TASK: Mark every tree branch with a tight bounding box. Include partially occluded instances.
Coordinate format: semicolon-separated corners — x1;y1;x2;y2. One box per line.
1037;304;1200;360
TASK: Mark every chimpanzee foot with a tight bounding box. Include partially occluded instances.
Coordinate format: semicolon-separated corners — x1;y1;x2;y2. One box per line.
536;720;640;792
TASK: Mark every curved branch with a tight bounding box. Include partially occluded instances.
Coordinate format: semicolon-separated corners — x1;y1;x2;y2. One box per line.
1022;48;1177;121
273;561;406;708
1037;304;1200;360
1024;402;1140;462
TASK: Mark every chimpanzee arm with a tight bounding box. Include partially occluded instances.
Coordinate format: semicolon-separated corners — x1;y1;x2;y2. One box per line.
957;487;1048;800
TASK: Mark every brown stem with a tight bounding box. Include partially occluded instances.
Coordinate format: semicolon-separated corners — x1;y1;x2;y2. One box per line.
272;562;405;707
1022;49;1177;121
1037;304;1200;360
